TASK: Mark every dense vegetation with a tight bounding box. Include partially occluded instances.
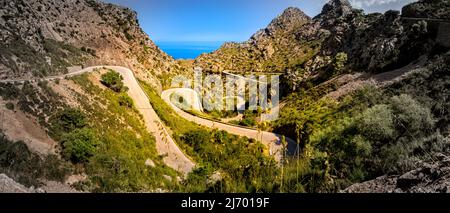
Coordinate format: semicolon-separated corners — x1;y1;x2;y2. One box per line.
140;81;279;192
1;52;447;193
0;0;448;193
236;110;260;127
139;47;448;192
100;70;127;93
51;72;180;192
0;133;69;187
274;50;450;192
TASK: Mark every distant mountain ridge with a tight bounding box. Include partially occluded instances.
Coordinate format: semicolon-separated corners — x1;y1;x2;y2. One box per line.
0;0;448;194
0;0;179;89
194;0;449;89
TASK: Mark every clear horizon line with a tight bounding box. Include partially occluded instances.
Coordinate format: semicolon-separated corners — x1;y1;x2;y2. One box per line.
154;40;242;43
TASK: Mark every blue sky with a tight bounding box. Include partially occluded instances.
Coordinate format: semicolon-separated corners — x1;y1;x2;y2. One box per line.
103;0;417;42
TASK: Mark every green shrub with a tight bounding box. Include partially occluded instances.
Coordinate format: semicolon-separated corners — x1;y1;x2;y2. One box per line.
0;83;19;100
389;94;435;135
387;52;449;132
5;102;14;111
346;85;384;110
332;52;348;75
357;104;395;142
101;70;126;92
61;128;99;164
0;133;70;187
181;130;211;152
239;110;257;127
124;30;134;41
118;93;134;108
240;117;256;127
309;115;373;190
49;108;87;140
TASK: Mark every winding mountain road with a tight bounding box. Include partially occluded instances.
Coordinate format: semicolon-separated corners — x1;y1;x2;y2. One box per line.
1;66;196;175
1;66;295;173
162;88;295;162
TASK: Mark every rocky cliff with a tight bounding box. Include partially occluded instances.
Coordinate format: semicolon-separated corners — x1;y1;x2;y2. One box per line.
195;0;449;88
344;153;450;193
0;0;184;192
195;7;313;73
0;0;177;89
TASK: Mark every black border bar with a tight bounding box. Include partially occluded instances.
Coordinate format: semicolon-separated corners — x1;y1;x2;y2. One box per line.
1;193;449;212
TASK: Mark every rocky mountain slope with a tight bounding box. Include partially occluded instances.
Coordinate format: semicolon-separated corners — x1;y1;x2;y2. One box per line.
0;0;187;192
344;153;450;193
0;0;448;193
0;173;38;193
194;0;450;193
195;7;313;73
0;173;78;193
195;0;449;90
0;0;179;90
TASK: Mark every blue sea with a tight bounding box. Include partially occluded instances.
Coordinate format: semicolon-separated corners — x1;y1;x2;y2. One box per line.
156;41;223;60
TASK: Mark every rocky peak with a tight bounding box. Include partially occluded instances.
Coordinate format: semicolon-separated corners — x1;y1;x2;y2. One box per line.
250;7;310;42
315;0;353;21
0;0;174;89
195;0;439;75
267;7;310;31
402;0;450;19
